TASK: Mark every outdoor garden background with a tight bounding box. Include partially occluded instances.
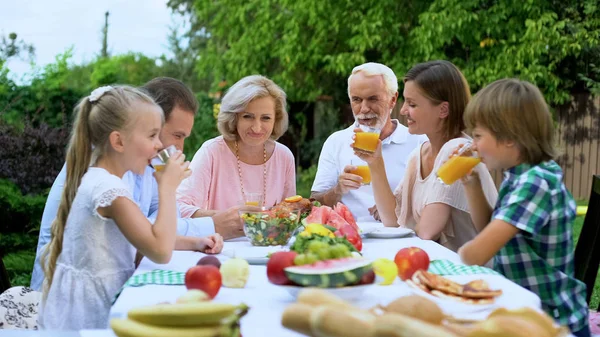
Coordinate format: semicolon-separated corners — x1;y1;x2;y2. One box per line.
1;0;598;306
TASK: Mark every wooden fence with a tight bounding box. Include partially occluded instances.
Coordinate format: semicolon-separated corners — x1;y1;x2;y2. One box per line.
392;94;600;200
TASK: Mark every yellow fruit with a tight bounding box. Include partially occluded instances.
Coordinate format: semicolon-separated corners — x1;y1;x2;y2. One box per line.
175;290;210;304
372;258;398;285
110;318;229;337
285;195;303;203
304;223;335;238
127;302;239;327
220;258;250;288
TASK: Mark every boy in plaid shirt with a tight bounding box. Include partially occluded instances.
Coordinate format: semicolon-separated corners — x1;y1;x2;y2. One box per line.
457;79;590;336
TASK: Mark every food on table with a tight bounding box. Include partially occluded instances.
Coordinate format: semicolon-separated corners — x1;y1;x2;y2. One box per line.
110;301;248;337
296;288;356;310
310;305;376;337
304;203;360;233
377;295;444;325
175;289;210;304
293;240;353;266
240;207;300;246
394;247;430;280
284;257;372;287
282;289;457;337
406;270;502;304
196;255;222;269
302;223;335;238
374;313;459;337
273;196;317;221
485;307;567;337
184;265;222;299
291;231;358;256
333;202;358;228
266;251;298;285
372;258;399;285
220;258;250;288
358;269;376;285
334;223;362;251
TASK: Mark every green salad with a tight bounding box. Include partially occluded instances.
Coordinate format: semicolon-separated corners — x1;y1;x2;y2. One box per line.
241;209;300;246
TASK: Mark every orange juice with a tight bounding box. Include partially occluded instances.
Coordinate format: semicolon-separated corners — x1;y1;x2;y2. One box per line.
437;156;481;185
353;132;379;152
351;165;371;185
153;164;165;172
245;201;260;206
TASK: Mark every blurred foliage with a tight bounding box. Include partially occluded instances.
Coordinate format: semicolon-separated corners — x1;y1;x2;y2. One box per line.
168;0;600;105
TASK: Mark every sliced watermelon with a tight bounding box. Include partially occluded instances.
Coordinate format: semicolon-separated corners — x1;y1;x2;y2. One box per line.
326;209;350;230
334;202;359;232
284;257;372;288
304;205;332;225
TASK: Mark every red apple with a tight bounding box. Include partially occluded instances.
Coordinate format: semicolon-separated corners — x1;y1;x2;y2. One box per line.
185;265;222;299
267;251;298;285
357;269;375;285
394;247;430;281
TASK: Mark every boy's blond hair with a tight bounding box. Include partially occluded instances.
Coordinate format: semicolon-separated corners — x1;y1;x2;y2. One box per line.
464;78;556;164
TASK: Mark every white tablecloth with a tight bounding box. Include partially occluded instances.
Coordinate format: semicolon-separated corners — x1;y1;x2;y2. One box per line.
105;235;541;337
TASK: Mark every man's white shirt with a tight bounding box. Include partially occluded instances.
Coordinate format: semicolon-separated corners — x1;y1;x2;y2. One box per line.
311;120;427;222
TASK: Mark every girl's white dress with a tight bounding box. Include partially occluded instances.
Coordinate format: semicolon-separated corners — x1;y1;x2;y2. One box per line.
39;167;136;330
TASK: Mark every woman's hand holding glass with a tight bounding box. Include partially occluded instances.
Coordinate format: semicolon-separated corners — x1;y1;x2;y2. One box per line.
352;127;384;165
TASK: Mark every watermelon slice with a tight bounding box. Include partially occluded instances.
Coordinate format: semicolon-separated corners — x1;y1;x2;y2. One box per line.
334;203;359;232
304;206;331;225
326;209;350;230
284;257;372;287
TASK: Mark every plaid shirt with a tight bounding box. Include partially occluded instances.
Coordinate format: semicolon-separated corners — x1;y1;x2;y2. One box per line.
492;161;588;333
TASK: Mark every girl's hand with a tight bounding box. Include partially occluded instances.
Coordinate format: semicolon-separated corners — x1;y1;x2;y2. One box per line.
195;234;224;254
351;128;383;165
154;150;191;189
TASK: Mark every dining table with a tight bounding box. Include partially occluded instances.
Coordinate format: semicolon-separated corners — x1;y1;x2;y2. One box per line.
73;227;544;337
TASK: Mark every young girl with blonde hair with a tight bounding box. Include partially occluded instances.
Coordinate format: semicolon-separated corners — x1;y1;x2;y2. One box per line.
38;86;217;330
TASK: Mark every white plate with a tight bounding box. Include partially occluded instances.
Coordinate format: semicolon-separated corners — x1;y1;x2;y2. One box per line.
222;246;286;265
278;284;374;301
357;221;383;237
404;276;497;314
366;227;414;239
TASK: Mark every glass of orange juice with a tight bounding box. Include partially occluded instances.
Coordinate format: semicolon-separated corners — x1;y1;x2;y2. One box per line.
150;145;177;171
244;192;263;207
353;123;381;153
350;159;371;185
436;143;481;185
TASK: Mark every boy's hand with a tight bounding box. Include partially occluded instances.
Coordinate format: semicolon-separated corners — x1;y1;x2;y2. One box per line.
195;234;224;254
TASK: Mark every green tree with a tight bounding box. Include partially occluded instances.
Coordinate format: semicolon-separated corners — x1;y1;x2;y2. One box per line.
0;32;35;62
169;0;600;105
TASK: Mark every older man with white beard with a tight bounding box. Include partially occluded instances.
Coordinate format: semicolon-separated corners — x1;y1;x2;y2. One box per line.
311;62;427;222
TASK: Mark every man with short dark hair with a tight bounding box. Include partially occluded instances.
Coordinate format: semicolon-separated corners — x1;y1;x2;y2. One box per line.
31;77;241;291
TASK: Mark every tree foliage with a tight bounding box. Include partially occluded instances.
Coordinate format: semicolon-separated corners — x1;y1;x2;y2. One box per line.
169;0;600;105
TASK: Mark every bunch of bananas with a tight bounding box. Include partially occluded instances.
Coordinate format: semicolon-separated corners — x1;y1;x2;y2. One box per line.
110;298;249;337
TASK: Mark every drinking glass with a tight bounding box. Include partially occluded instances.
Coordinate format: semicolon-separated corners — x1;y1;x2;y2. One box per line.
150;145;177;172
353;122;381;153
436;143;481;185
244;192;264;207
350;158;371;185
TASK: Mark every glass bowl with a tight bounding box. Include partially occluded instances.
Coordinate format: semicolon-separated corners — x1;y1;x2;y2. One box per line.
239;206;301;246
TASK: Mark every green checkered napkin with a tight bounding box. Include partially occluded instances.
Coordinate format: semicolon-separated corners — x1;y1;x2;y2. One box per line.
428;259;500;276
112;269;185;304
124;269;185;287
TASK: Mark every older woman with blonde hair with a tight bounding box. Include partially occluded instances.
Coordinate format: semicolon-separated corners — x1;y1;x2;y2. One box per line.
177;75;296;219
